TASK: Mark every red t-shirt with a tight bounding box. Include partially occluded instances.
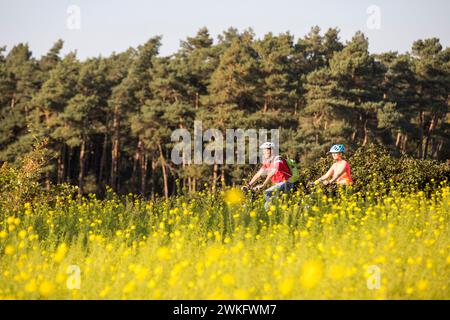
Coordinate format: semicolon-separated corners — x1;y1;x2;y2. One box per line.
261;156;292;183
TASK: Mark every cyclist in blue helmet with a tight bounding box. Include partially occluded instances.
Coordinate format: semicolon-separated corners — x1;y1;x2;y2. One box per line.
314;144;353;186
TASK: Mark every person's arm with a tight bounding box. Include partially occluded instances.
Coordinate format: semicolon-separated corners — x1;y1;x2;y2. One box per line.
247;168;264;187
314;166;334;184
254;160;278;190
255;170;275;190
328;162;346;184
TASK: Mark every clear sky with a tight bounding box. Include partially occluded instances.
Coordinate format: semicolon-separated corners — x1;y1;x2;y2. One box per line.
1;0;449;59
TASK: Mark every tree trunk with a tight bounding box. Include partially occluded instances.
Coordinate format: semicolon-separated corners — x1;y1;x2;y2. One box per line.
423;112;438;159
221;166;225;187
436;141;443;161
157;142;169;199
140;153;147;195
45;172;51;191
401;135;408;154
263;99;268;113
430;138;438;159
42;108;51;189
195;92;199;110
151;159;157;200
110;106;120;191
395;132;402;148
78;139;86;195
362;118;369;146
351;130;357;142
132;139;142;190
418;111;424;158
212;162;218;192
10;93;16;109
67;146;72;184
179;121;187;192
99;133;108;184
57;144;66;184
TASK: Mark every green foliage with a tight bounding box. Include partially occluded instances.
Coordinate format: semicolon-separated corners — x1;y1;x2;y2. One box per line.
0;27;449;196
351;144;449;192
300;144;450;195
0;139;76;211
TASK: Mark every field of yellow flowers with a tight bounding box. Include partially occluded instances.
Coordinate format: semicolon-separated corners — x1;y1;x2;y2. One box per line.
0;181;449;300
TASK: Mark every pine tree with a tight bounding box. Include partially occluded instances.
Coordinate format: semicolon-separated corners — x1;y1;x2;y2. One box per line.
376;52;417;154
411;38;450;159
28;52;80;187
0;44;40;164
328;32;383;146
254;32;296;113
202;29;261;187
107;37;161;192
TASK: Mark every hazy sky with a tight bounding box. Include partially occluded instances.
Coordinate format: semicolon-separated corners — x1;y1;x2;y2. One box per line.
1;0;449;59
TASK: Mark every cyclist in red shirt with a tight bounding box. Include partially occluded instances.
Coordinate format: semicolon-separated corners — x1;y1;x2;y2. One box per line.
245;142;294;209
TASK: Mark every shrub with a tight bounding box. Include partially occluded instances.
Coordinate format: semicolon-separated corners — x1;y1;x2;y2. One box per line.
0;139;76;212
298;143;449;195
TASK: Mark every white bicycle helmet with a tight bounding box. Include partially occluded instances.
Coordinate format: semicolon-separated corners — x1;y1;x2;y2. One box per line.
259;142;275;149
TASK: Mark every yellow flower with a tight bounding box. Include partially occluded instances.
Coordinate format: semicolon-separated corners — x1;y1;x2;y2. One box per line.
224;188;244;205
25;279;37;293
221;273;235;286
278;277;294;296
99;286;111;298
135;266;149;281
57;271;69;285
206;246;222;261
4;245;15;255
329;264;346;280
0;230;7;239
123;281;136;294
39;280;54;297
416;279;428;291
233;288;249;300
299;260;323;289
18;241;26;249
156;247;171;260
53;244;68;263
18;230;27;239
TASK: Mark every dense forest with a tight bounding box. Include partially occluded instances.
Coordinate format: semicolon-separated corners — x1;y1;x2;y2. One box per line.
0;26;449;197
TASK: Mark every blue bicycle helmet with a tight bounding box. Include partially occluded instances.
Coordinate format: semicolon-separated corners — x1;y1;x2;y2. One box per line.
328;144;345;153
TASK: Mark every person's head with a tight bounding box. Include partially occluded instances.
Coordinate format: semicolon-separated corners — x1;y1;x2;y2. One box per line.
259;142;274;160
328;144;345;161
